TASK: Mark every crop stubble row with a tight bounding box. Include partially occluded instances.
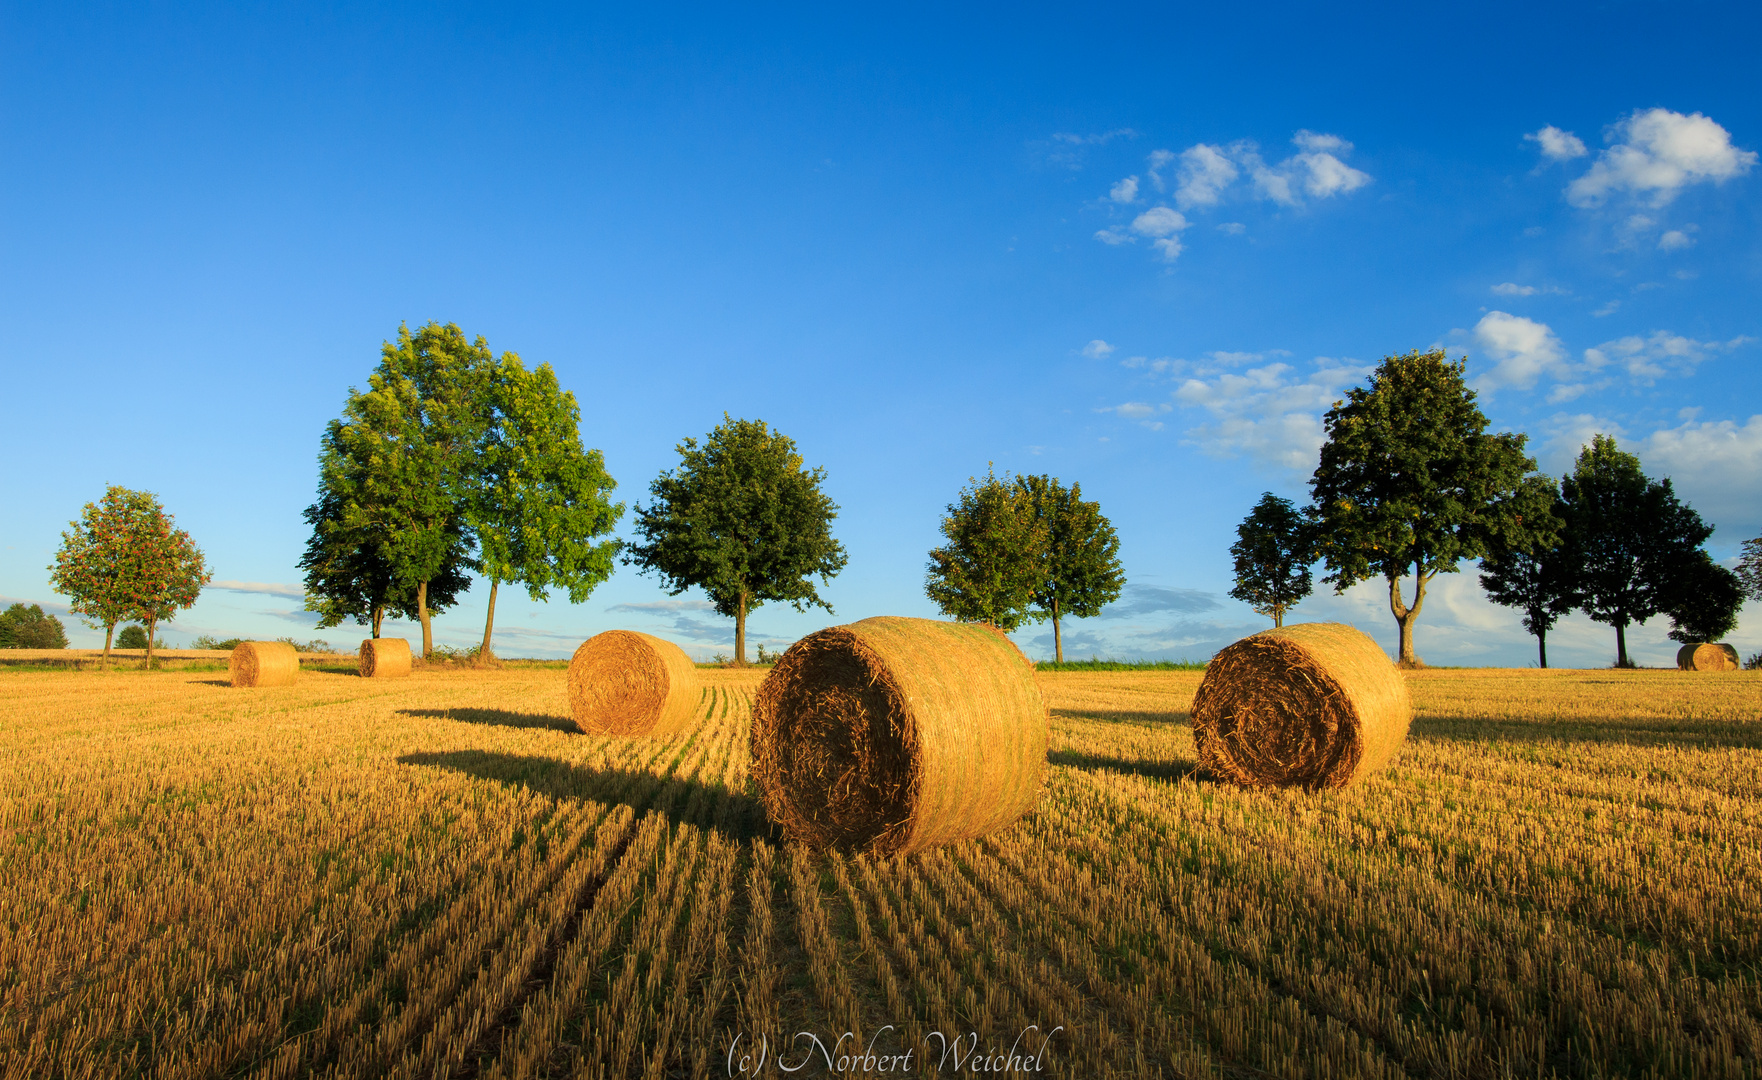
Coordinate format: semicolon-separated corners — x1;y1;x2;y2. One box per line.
1;666;1759;1078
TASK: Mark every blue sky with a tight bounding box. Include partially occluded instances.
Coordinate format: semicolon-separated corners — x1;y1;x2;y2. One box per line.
3;3;1759;666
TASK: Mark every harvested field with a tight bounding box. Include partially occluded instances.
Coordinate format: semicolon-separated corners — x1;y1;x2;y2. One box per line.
1;664;1759;1078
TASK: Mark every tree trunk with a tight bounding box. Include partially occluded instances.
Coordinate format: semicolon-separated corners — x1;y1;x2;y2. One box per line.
1615;621;1629;668
1538;630;1548;669
418;580;432;658
1273;603;1284;629
372;605;384;638
1387;565;1431;667
480;578;498;658
1052;597;1063;663
734;592;748;667
145;616;157;670
103;623;115;668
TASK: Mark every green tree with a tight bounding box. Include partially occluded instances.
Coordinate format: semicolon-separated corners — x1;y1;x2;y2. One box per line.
625;416;846;666
925;466;1046;632
1309;349;1546;666
1228;493;1315;628
1478;477;1573;667
1560;434;1714;667
1663;552;1745;645
468;354;623;656
309;322;488;656
114;625;167;650
1017;475;1125;662
300;432;473;638
1738;536;1762;603
0;604;68;649
50;486;209;665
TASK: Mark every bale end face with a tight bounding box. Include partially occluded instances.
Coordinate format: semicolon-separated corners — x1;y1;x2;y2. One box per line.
230;641;300;688
359;638;413;678
1678;643;1740;672
751;616;1048;856
1191;622;1410;790
567;630;698;736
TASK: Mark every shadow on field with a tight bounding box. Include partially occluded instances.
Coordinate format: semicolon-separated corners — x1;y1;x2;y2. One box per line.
1412;714;1762;750
1047;748;1200;782
399;749;769;841
1055;709;1189;726
398;707;579;734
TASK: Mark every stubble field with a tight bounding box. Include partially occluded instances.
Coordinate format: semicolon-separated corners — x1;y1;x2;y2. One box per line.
2;661;1759;1079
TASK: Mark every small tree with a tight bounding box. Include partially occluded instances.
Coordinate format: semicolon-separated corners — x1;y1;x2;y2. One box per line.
925;466;1046;632
1738;536;1762;602
625;416;846;666
299;474;472;638
1478;476;1573;667
469;354;623;656
1561;434;1713;667
0;604;68;649
1017;475;1125;662
1228;493;1315;628
1664;552;1745;645
51;486;208;665
1309;349;1545;666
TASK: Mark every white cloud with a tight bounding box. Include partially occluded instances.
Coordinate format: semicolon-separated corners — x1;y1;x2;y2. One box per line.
1642;415;1762;534
1294;148;1371;198
1097;401;1171;430
1291;130;1351;154
211;580;306;599
1539;413;1627;474
1658;227;1696;251
1583;330;1717;383
1472;311;1569;391
1525;125;1588;161
1491;282;1537;296
1093;227;1132;245
1171;356;1373;470
1592;300;1620;317
1109;175;1139;203
1174;144;1238;209
1567;108;1757;208
1131;206;1188;261
1217;222;1245;235
1146;148;1175;191
1082;339;1117;359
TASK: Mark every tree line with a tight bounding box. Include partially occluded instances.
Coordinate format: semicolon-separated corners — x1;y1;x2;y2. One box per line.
1227;349;1759;667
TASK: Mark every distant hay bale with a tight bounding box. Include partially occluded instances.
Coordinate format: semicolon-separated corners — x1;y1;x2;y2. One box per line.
1191;622;1411;790
751;616;1048;855
229;641;300;688
359;637;412;679
567;631;699;736
1677;643;1740;672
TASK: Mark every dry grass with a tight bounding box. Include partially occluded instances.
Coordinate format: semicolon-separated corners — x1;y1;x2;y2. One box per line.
1;664;1758;1077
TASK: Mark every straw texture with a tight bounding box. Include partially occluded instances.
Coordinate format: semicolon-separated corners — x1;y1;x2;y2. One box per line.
751;616;1048;855
1677;643;1740;672
359;637;412;679
229;641;300;688
567;631;699;736
1191;622;1410;789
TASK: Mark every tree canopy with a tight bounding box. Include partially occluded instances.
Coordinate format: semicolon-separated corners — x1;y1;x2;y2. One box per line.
925;466;1046;633
468;353;622;656
50;486;210;664
1228;492;1315;628
625;415;846;665
1738;536;1762;603
1309;349;1545;666
1560;434;1713;666
1477;476;1572;667
0;604;68;649
1016;475;1124;662
1663;552;1745;645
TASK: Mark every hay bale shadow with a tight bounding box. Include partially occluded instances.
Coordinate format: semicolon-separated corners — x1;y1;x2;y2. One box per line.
1047;748;1201;783
398;707;578;734
398;749;769;841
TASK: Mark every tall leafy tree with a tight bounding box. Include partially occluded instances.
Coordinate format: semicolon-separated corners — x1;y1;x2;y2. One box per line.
625;415;846;665
1228;492;1315;628
469;354;623;655
1664;552;1745;645
1017;475;1125;662
925;466;1046;633
1309;349;1545;666
50;486;208;667
1560;434;1714;667
1478;476;1573;667
309;322;488;656
0;604;68;649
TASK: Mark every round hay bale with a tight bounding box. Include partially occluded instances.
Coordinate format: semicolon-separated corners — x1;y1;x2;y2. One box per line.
1191;622;1410;790
567;630;699;736
751;616;1048;855
229;641;300;688
1677;643;1740;672
359;637;412;679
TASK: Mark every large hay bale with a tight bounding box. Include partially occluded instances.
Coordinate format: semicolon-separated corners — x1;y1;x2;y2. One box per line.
567;630;699;736
751;616;1048;855
229;641;300;688
1191;622;1410;789
1677;643;1740;672
359;637;412;678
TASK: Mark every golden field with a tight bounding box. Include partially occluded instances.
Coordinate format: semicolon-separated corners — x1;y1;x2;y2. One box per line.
1;663;1759;1078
